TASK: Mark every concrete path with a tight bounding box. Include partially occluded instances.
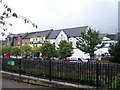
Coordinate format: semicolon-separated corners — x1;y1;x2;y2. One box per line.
2;78;60;89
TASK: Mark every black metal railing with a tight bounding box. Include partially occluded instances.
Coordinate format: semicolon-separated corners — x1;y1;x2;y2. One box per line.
2;58;120;89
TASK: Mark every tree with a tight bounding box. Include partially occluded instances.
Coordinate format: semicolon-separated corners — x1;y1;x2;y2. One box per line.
2;46;12;56
40;41;56;60
58;40;73;60
109;41;120;63
0;1;37;36
11;47;21;58
32;47;41;59
20;45;32;58
76;28;104;60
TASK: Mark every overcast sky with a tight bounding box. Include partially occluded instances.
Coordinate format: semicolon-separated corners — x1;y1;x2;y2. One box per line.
0;0;119;37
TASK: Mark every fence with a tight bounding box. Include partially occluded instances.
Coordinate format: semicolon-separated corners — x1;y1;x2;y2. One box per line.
2;58;120;89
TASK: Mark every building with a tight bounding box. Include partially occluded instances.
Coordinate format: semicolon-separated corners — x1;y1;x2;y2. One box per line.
0;40;6;46
6;33;28;47
115;32;120;41
47;30;68;47
6;26;89;48
47;26;90;59
22;29;53;48
5;26;119;60
102;34;117;48
47;26;88;48
63;26;88;48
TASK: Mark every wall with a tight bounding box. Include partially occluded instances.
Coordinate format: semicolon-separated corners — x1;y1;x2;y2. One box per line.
47;39;56;44
22;39;30;46
29;36;46;48
69;37;77;48
55;31;68;47
17;36;22;46
14;38;18;47
6;37;9;46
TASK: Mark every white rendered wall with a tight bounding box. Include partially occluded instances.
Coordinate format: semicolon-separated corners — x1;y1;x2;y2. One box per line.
69;37;77;48
55;31;68;47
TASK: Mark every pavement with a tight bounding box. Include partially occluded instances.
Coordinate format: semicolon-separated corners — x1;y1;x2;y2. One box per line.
2;78;48;88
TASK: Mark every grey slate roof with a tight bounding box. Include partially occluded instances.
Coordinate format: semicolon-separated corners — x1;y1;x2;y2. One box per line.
99;33;108;39
62;26;88;37
7;34;17;38
23;32;35;39
47;26;88;39
106;34;116;40
7;33;28;38
10;34;18;38
114;33;120;40
17;33;27;37
21;33;29;38
23;30;53;39
47;30;61;39
94;33;116;40
35;30;53;38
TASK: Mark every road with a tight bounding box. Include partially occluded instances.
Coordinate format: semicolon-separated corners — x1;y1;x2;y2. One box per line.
2;78;61;90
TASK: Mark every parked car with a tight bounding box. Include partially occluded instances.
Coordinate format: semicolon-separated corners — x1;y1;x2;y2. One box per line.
81;58;88;62
62;59;71;63
3;54;11;59
69;60;82;63
10;56;22;59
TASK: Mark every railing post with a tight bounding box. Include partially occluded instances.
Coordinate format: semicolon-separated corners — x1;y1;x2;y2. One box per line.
49;58;51;81
96;62;99;89
19;59;21;76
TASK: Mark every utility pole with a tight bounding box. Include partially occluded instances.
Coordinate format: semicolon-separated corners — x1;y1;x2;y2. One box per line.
118;1;120;33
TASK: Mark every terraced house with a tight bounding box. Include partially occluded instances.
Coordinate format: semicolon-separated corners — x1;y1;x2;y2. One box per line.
6;26;118;48
6;26;89;48
5;30;53;48
6;33;28;47
5;26;119;59
23;30;53;48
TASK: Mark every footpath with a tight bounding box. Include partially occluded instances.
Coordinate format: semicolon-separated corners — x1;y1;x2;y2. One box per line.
1;70;96;90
